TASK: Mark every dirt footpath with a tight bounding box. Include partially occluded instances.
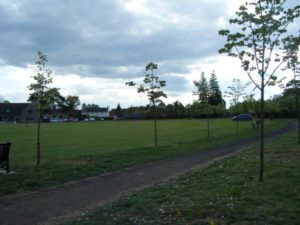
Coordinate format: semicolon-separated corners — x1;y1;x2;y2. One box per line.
0;122;296;225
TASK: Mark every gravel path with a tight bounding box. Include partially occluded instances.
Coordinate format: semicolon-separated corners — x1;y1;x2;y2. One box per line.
0;122;296;225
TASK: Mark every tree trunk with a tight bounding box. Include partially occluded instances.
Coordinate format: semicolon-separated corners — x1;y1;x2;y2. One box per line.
153;105;158;147
236;107;239;133
207;113;210;138
36;110;41;166
259;85;265;182
296;93;300;145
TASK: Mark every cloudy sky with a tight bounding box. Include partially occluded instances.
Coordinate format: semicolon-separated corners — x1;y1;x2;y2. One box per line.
0;0;299;108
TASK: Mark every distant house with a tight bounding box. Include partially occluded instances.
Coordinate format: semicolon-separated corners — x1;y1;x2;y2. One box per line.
44;108;66;120
0;103;37;123
109;108;126;119
44;106;83;120
82;107;109;118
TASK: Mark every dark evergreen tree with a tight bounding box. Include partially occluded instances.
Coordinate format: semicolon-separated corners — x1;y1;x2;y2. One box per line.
208;71;225;106
116;103;122;118
194;72;211;138
116;103;121;111
194;72;209;105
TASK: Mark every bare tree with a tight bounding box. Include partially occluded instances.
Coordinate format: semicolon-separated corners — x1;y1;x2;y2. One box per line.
225;78;251;133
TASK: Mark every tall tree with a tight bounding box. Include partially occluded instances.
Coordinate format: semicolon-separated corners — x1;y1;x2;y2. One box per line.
208;71;225;106
165;103;175;118
173;100;185;118
28;51;58;166
194;72;211;138
49;89;65;118
194;72;209;105
62;95;80;118
219;0;300;181
126;62;167;146
116;103;122;118
225;78;251;133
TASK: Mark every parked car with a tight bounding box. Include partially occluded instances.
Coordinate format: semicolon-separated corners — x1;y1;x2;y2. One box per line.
83;118;96;122
49;118;64;123
232;114;252;121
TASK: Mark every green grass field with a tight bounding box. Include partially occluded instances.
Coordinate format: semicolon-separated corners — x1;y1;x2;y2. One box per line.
0;119;284;196
63;130;300;225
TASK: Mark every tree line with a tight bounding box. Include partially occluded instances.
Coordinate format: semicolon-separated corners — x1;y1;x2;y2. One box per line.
121;90;300;120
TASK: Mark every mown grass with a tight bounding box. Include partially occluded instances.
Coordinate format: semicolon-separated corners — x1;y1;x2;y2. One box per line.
0;119;283;196
63;130;300;225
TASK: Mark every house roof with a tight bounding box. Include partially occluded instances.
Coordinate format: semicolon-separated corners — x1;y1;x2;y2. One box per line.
84;107;108;113
0;103;30;116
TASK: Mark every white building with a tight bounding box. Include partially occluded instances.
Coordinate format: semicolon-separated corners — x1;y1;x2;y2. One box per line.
82;107;109;118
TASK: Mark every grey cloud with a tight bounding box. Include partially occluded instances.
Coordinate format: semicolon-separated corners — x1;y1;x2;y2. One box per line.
158;60;194;75
164;75;190;93
0;0;229;78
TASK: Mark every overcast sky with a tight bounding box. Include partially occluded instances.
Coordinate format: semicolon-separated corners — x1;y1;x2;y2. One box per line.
0;0;299;108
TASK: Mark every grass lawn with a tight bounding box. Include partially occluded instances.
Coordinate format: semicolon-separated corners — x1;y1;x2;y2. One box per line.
63;130;300;225
0;119;283;196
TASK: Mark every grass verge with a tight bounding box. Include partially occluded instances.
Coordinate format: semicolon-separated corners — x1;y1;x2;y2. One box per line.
63;130;300;225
